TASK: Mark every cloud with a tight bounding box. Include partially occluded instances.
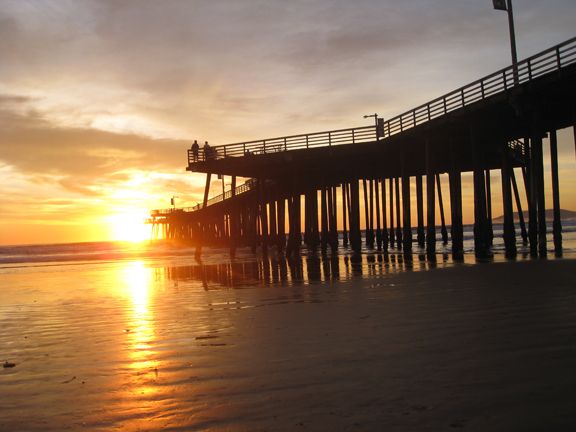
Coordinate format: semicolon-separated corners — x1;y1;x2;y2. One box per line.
1;0;575;144
0;103;189;177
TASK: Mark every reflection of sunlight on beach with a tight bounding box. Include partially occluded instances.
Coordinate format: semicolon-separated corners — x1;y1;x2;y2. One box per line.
124;261;150;316
122;261;158;395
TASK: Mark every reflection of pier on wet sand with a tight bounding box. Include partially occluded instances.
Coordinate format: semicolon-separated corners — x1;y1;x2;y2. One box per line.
162;251;465;289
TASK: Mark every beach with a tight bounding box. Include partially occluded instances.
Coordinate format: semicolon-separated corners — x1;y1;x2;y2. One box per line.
1;254;576;431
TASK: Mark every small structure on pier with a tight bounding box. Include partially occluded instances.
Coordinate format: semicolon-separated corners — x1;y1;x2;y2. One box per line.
150;37;576;259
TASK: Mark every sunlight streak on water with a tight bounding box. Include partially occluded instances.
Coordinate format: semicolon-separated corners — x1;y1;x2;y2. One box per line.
120;261;161;402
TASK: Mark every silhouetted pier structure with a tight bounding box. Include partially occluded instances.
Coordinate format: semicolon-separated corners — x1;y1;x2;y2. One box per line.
149;37;576;260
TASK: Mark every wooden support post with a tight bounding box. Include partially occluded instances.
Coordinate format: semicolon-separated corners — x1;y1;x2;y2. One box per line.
349;180;362;253
229;176;237;257
510;169;528;244
303;191;310;246
287;194;302;257
286;195;295;256
401;172;412;254
202;173;211;209
574;125;576;161
485;169;494;246
472;130;489;258
525;137;538;256
389;178;395;248
416;175;425;247
269;193;277;249
327;186;334;249
320;187;329;252
251;198;259;252
328;186;338;252
426;140;436;257
346;183;353;244
436;174;449;245
532;134;547;256
501;144;517;258
303;191;314;249
473;167;489;257
258;180;269;256
395;177;403;249
375;180;382;250
381;178;389;252
342;183;349;247
550;129;563;256
368;180;375;247
238;208;245;245
294;194;302;251
333;187;339;249
362;180;372;248
277;197;286;252
449;170;464;259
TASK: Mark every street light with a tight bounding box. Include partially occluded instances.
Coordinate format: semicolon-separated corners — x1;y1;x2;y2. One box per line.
493;0;518;84
364;113;384;139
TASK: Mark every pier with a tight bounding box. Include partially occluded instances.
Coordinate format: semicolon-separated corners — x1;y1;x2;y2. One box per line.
149;37;576;260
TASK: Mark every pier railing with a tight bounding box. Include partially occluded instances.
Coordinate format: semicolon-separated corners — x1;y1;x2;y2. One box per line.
188;126;377;163
150;179;257;217
188;36;576;164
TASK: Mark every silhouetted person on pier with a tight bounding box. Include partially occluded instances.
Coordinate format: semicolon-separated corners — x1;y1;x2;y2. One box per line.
191;140;199;162
203;141;218;160
203;141;211;161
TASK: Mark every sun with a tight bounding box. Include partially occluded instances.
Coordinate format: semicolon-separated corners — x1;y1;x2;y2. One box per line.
107;209;151;242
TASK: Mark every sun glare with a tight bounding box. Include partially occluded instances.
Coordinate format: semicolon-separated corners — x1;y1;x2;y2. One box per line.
108;210;151;242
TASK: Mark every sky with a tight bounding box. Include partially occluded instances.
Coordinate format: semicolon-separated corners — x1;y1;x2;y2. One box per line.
0;0;575;245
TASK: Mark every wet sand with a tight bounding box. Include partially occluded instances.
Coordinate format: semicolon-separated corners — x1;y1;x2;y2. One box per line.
1;258;576;431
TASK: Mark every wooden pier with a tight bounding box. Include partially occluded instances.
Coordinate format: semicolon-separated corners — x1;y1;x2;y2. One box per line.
149;37;576;259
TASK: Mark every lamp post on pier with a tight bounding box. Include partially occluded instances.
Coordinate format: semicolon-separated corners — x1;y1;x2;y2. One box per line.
364;113;384;139
493;0;518;84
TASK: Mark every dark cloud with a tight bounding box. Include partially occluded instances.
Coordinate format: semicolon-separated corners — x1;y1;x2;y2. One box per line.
0;94;33;105
0;107;188;177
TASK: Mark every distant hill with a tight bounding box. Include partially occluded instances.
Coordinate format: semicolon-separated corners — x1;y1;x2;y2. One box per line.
493;209;576;223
